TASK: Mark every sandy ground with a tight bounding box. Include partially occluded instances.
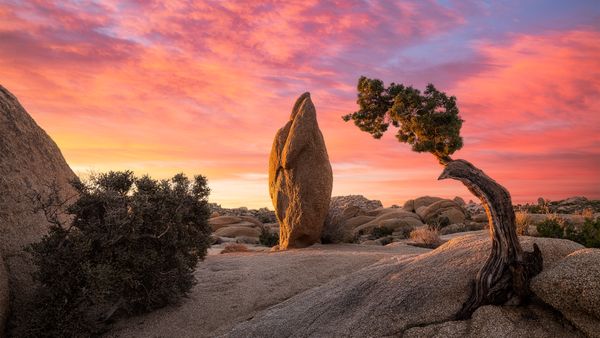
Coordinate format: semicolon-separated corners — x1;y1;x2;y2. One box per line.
107;243;430;337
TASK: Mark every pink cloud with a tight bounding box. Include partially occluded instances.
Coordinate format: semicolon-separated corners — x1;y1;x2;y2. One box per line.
447;29;600;202
0;1;598;207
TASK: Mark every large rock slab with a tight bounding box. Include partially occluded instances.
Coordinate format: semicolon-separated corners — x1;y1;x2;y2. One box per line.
268;93;333;249
109;244;430;338
405;304;580;337
0;85;77;321
322;195;382;243
209;216;243;226
214;226;261;239
224;232;584;337
354;209;423;235
404;196;444;213
532;248;600;337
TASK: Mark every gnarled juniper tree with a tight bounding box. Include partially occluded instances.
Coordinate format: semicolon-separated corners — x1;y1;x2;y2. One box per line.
343;76;543;318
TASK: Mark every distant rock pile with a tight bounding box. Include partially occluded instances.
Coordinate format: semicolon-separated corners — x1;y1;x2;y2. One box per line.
208;213;277;245
0;85;77;326
465;199;485;216
208;203;276;224
519;196;600;215
268;93;333;249
322;195;383;243
323;195;486;245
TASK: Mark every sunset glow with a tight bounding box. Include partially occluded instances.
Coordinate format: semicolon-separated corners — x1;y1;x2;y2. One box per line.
1;1;599;208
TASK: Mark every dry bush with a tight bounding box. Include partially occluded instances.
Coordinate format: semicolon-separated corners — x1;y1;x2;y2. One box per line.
221;243;250;254
515;211;532;235
409;228;442;249
579;207;595;219
546;213;567;225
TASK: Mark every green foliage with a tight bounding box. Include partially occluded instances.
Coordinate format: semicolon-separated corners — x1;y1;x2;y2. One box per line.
342;76;463;162
536;216;600;248
370;226;393;239
575;218;600;248
536;218;566;239
259;226;279;247
21;171;212;337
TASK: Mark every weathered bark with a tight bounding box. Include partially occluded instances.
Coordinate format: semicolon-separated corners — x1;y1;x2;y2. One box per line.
438;159;543;319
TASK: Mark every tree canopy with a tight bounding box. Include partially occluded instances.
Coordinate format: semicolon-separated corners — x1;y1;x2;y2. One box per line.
342;76;464;164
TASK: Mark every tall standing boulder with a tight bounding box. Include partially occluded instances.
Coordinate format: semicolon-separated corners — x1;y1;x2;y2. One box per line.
0;85;77;325
268;93;333;249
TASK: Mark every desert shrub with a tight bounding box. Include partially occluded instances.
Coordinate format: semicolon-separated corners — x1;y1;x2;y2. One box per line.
579;207;595;219
221;243;250;254
409;228;442;249
256;208;277;223
536;215;570;239
535;215;599;248
21;171;211;337
259;226;279;247
576;217;600;248
515;211;532;235
370;226;393;239
427;216;450;231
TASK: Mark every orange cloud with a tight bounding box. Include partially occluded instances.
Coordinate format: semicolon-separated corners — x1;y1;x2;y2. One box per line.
0;1;598;208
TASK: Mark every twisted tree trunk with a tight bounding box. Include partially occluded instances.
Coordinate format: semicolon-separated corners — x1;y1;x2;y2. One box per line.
438;159;543;319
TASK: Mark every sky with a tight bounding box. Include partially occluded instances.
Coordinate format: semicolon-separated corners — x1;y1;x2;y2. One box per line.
1;0;599;208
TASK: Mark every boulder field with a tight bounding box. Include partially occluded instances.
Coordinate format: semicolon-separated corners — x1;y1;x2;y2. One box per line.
324;195;482;244
208;215;277;246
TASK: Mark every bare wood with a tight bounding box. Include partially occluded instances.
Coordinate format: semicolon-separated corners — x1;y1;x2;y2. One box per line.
438;159;543;319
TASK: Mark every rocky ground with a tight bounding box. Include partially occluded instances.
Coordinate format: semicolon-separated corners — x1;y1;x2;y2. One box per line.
120;195;598;337
108;243;430;337
109;232;598;337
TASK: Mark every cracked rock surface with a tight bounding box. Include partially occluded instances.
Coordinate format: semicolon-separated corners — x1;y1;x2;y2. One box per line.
223;232;583;338
110;232;589;338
